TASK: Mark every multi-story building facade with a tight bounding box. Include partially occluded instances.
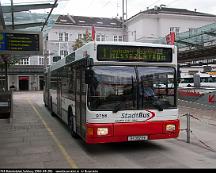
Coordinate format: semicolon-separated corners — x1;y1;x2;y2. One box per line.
46;15;123;65
6;6;216;91
124;5;216;43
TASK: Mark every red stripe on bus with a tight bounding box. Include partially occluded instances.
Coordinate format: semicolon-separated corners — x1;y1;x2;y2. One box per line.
86;120;180;144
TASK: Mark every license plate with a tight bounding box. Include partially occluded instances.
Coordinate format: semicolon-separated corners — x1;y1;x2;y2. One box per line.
128;135;148;141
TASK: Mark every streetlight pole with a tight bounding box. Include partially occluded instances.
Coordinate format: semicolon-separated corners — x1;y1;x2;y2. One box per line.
44;38;48;69
122;0;128;22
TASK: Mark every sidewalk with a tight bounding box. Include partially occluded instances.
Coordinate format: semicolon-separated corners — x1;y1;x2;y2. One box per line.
0;91;70;168
178;102;216;153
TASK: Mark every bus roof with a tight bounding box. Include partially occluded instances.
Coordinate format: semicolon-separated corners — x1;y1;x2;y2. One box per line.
49;41;177;72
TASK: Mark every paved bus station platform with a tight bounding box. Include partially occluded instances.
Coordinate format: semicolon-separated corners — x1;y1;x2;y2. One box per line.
0;91;78;168
1;91;216;169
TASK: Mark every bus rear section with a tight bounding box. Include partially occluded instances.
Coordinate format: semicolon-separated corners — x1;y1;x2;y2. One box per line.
85;65;180;144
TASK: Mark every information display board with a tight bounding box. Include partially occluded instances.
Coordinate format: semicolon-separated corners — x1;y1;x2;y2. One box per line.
0;30;43;55
97;45;172;62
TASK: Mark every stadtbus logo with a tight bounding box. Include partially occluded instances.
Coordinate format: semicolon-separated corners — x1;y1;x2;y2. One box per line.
121;110;155;121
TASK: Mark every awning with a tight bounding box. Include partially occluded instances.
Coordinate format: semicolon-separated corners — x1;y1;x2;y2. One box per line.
0;0;60;33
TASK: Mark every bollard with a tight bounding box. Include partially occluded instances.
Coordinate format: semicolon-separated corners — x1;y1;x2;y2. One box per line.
186;113;191;143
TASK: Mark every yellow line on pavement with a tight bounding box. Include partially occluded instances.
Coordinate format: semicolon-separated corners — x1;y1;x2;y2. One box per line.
27;99;78;168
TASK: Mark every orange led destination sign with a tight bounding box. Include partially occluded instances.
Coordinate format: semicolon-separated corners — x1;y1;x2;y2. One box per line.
97;45;172;62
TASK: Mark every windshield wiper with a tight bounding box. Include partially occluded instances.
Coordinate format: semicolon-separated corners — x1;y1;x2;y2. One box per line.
152;99;164;111
112;102;123;113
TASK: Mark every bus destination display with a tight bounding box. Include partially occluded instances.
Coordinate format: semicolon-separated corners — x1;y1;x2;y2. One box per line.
0;31;42;55
97;45;172;62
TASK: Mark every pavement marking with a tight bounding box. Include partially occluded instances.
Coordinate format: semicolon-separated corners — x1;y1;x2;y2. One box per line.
27;99;78;168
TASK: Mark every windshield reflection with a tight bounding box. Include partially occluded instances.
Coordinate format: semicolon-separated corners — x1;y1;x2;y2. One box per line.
87;66;176;111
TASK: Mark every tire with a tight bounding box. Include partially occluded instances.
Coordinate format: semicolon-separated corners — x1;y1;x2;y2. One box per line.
68;109;78;138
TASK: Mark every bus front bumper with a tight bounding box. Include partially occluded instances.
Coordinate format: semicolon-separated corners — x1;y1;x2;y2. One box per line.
85;119;180;144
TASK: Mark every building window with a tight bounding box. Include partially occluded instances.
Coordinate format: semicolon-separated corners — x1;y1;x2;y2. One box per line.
65;32;68;41
96;34;106;41
19;58;29;65
96;34;101;41
60;50;68;57
78;34;83;39
118;36;123;42
170;27;180;34
170;27;175;32
113;35;118;42
175;28;180;34
64;50;68;56
60;50;64;56
101;35;105;41
39;57;44;65
113;35;123;42
59;33;63;41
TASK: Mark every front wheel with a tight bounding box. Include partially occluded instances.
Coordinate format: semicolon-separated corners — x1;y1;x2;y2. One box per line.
68;110;78;138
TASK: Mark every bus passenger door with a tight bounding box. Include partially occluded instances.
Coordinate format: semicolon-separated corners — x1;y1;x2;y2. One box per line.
75;67;86;138
57;76;62;117
75;68;81;136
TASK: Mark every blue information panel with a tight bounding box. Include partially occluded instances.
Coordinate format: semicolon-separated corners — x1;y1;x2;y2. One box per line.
0;33;6;51
0;31;42;55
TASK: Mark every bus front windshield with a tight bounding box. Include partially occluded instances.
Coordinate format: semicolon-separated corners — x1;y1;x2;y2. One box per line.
87;66;176;111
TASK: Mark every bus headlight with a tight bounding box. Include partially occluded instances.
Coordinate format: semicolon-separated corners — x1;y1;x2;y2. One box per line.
166;124;176;132
97;128;108;136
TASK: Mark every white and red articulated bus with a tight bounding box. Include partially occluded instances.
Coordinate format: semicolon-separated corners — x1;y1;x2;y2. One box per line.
44;41;180;144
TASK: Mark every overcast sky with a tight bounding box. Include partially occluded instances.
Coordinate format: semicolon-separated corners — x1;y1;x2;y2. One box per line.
52;0;216;18
2;0;216;18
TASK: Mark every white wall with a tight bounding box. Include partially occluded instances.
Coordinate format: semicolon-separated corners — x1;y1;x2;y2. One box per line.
47;25;124;65
159;14;216;36
125;13;216;42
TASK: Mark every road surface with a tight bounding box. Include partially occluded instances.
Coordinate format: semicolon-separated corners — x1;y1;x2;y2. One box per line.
0;91;216;168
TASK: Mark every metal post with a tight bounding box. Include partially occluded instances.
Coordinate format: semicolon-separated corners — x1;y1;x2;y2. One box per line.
11;0;15;30
186;113;191;143
4;59;8;91
44;38;48;69
0;1;6;30
125;0;127;20
122;0;124;22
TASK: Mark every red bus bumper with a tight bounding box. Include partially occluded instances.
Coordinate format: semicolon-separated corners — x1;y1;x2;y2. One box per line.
85;120;180;144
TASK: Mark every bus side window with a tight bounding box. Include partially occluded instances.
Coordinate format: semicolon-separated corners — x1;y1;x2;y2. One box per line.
209;76;213;82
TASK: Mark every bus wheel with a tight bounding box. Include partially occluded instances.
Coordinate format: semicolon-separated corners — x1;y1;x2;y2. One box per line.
68;110;78;138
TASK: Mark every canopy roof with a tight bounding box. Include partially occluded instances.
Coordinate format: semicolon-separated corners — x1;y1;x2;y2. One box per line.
0;0;59;33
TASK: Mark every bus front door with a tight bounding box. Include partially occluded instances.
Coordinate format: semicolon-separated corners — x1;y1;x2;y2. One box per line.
75;67;86;138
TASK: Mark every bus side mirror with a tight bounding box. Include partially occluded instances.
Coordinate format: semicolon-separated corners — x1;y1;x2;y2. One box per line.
177;65;181;83
85;69;93;84
86;58;93;67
